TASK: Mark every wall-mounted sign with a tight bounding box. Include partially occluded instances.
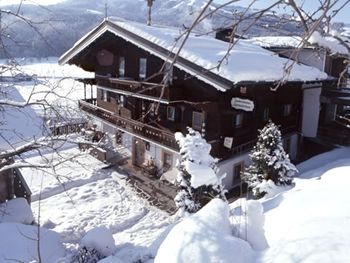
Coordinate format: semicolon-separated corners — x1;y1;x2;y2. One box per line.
231;97;254;112
224;137;233;149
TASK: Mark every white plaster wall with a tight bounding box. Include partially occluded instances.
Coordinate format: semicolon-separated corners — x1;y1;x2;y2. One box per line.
302;87;322;137
217;152;250;190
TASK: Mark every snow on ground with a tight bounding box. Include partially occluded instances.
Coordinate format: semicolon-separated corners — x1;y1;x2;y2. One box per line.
155;198;252;263
256;147;350;263
22;147;172;262
0;222;65;263
0;58;94;150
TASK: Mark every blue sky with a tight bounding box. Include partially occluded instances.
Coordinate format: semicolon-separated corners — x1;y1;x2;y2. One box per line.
215;0;350;24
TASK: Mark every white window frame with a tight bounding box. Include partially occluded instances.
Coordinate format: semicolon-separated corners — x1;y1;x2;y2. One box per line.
118;56;125;77
192;111;204;130
167;106;175;121
139;58;147;80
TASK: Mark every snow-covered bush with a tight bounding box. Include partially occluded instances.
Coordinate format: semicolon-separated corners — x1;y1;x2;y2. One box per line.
174;128;226;216
231;200;268;250
242;121;297;198
72;247;102;263
0;198;34;224
72;226;116;263
81;226;116;257
155;198;252;263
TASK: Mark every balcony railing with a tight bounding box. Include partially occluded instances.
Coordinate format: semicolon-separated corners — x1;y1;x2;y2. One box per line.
80;99;179;151
96;75;169;101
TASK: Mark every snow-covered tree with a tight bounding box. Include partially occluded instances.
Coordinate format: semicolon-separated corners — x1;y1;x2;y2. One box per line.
242;121;297;198
174;128;226;216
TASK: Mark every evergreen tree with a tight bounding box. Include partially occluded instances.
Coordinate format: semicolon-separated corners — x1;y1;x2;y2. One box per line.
174;128;226;216
242;121;297;198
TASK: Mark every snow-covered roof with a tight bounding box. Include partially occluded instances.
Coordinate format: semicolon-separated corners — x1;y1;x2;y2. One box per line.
59;19;328;92
249;33;349;57
0;88;45;151
309;31;349;56
247;36;305;49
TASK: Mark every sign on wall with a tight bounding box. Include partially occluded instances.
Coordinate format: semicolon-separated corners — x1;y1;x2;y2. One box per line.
231;97;254;112
224;137;233;149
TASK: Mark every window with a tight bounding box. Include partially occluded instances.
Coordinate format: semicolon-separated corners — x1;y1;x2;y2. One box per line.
163;151;173;168
192;111;204;130
233;113;243;128
139;58;147;80
118;57;125;77
263;107;269;121
283;104;292;116
167;106;175;121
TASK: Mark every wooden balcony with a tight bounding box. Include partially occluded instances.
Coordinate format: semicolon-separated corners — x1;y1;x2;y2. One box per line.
96;75;170;101
79;99;179;151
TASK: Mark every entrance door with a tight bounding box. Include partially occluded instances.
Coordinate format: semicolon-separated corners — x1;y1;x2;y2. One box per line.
133;138;146;167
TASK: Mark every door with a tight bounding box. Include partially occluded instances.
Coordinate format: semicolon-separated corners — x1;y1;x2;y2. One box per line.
133;138;146;167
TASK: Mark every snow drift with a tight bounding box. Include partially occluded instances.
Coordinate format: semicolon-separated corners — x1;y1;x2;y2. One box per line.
155;198;252;263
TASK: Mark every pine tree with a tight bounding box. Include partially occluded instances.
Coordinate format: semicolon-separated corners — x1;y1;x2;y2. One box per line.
242;121;297;198
174;128;226;216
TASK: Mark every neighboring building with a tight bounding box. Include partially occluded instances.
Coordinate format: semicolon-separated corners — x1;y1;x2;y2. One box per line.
245;34;350;146
59;18;329;190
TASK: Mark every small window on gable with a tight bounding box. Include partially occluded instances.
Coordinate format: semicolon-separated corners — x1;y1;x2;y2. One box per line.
118;57;125;77
233;113;243;128
167;106;175;121
192;111;204;130
139;58;147;80
283;104;292;116
263;107;269;121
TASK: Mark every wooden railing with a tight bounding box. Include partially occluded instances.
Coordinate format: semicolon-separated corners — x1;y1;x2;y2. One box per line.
80;99;179;151
96;75;169;101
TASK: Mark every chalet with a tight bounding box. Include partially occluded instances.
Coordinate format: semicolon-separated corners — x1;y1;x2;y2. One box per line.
245;35;350;146
59;18;330;190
